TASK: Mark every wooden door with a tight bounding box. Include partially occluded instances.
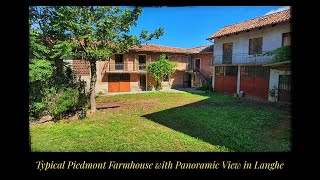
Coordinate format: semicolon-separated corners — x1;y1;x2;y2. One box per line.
240;66;269;100
108;74;120;92
108;74;130;92
119;74;130;92
223;43;233;64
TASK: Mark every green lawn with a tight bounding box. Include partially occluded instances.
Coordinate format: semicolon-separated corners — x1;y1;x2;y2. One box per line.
30;92;290;152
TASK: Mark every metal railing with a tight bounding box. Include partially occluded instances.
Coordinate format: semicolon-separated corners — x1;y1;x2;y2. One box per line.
106;62;147;72
213;53;275;65
186;63;193;71
139;63;146;70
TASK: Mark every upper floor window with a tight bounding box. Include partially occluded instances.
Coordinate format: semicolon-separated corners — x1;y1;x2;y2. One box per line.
138;55;146;64
115;54;123;63
282;32;291;46
249;37;263;55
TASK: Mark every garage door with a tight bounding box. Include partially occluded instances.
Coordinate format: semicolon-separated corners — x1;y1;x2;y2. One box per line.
240;66;269;100
214;66;237;94
108;74;130;92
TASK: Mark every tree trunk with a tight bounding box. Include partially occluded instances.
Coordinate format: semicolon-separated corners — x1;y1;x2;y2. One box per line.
89;59;97;111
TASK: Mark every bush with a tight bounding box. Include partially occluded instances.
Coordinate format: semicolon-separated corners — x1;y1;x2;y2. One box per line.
48;88;79;119
273;45;291;62
196;83;213;92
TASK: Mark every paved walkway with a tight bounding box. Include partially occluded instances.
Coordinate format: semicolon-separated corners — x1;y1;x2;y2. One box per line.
101;88;205;96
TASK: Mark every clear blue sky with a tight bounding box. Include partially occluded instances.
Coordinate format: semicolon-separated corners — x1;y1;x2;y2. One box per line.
129;6;290;48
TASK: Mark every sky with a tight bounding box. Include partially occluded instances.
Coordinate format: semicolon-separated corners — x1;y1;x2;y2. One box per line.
129;6;290;48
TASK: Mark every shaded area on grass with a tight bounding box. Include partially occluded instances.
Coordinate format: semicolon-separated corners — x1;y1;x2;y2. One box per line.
142;93;291;152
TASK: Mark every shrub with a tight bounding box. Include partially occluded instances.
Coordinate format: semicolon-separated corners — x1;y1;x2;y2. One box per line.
273;45;291;62
48;88;79;119
196;83;213;92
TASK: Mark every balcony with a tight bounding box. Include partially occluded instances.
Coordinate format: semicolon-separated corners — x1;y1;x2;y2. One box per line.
185;63;193;72
102;62;147;73
213;53;275;65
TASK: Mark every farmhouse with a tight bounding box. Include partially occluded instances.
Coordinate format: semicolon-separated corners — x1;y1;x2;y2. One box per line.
207;9;291;102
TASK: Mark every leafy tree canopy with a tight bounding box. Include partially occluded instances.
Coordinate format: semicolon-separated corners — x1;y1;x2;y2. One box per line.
147;54;177;90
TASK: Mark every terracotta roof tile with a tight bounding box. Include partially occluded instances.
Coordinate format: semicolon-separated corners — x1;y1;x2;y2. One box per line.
207;9;291;40
186;45;213;54
131;44;187;54
131;44;213;54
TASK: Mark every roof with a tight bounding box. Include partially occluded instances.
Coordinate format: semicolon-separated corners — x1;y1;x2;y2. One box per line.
131;44;213;54
207;9;291;40
186;45;213;54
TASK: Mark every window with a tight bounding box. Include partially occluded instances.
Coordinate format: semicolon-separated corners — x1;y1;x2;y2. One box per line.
225;66;238;76
108;74;130;82
282;32;291;46
115;54;123;70
215;67;225;76
165;55;169;59
138;55;147;70
115;54;123;63
240;66;269;78
249;37;263;55
163;75;169;82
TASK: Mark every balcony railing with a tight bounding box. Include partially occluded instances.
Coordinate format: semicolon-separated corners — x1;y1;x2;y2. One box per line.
213;53;275;65
105;62;147;72
186;63;193;71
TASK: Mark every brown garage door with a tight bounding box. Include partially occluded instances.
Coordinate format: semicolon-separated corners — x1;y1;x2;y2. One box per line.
214;66;237;94
108;74;130;92
240;66;269;100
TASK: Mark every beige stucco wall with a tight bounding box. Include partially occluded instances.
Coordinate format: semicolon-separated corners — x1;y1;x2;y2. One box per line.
95;61;108;93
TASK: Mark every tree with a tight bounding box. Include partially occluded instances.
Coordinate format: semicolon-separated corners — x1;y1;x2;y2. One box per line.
147;54;177;90
31;6;164;111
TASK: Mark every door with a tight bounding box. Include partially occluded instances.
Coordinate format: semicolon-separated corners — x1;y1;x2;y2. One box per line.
214;66;237;94
278;75;291;102
108;74;120;92
188;74;192;87
240;66;269;100
223;43;233;64
140;75;146;91
195;59;200;70
119;74;130;92
108;74;130;92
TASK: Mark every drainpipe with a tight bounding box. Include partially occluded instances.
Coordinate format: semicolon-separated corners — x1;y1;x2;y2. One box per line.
237;65;241;94
146;73;148;91
212;66;215;90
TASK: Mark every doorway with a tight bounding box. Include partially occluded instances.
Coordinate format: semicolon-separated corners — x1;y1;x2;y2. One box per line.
195;59;200;70
140;75;146;91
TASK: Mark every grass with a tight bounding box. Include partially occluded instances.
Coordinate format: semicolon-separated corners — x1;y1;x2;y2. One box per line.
30;92;290;152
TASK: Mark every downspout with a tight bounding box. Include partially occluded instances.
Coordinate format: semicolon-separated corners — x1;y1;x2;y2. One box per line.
207;38;214;90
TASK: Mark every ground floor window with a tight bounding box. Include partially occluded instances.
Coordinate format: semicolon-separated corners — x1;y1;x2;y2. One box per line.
108;74;130;82
215;66;237;76
163;75;169;82
240;66;269;78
